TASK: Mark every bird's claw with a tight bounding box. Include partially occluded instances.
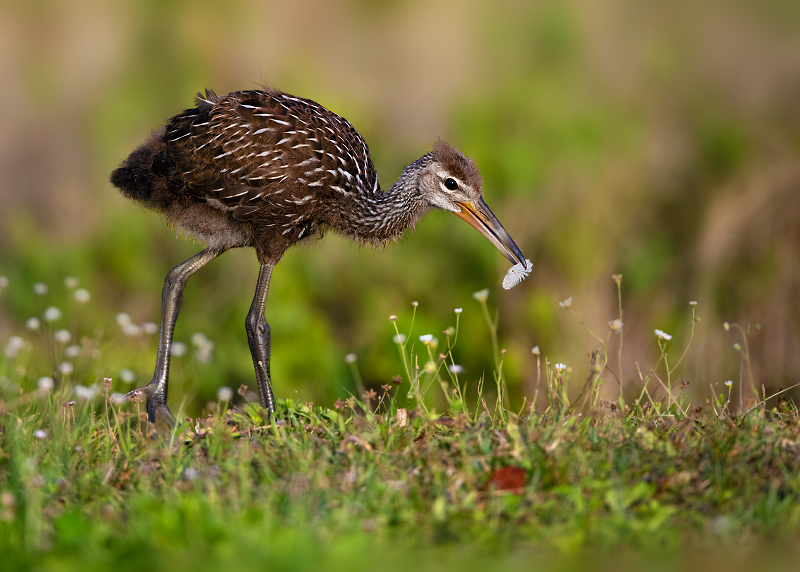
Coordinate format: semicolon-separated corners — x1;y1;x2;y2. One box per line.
124;385;176;429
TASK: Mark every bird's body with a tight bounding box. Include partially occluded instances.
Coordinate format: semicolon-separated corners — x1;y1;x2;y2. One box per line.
113;89;461;263
112;88;525;425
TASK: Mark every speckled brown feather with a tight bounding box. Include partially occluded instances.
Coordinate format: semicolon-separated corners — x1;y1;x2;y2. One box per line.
158;89;384;260
169;90;377;208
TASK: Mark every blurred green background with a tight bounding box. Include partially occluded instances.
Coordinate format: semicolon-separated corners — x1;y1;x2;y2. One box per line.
1;0;799;414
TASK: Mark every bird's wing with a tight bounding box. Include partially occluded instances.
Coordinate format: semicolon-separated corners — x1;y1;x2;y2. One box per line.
165;90;378;221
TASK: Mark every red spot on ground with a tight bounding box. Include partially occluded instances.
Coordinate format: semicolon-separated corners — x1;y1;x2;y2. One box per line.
483;467;526;492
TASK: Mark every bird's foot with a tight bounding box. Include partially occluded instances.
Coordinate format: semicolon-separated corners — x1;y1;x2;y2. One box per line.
124;385;176;429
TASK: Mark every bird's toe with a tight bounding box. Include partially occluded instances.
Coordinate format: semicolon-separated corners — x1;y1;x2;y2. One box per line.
124;385;175;428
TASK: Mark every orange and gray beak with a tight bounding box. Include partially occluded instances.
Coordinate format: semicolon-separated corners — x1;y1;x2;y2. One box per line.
454;198;526;266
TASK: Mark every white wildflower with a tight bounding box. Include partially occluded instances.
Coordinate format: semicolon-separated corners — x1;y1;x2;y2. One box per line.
110;393;126;405
344;353;357;363
142;322;158;335
191;332;208;346
73;384;96;401
689;301;697;306
54;329;71;344
59;362;73;375
33;283;48;296
0;276;8;289
74;289;91;304
37;377;54;391
558;297;572;309
420;335;438;348
43;307;62;322
64;277;79;289
65;345;81;358
170;342;187;357
655;329;672;341
122;323;141;336
4;336;25;359
531;346;540;355
34;430;46;439
609;319;623;333
393;334;406;344
196;341;214;363
555;363;566;372
120;369;136;384
724;380;733;387
448;364;464;374
472;289;489;302
454;308;462;314
217;386;233;401
26;317;40;331
183;468;200;480
115;313;131;327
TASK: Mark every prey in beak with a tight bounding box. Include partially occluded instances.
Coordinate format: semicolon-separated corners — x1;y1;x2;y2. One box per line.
454;198;527;267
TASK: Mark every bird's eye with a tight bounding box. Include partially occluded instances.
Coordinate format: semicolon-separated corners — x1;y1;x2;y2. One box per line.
444;178;459;191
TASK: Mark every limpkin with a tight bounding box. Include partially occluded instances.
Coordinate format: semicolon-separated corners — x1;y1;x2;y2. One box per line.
111;88;526;426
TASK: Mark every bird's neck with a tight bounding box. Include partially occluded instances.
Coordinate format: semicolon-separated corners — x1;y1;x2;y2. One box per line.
345;153;433;244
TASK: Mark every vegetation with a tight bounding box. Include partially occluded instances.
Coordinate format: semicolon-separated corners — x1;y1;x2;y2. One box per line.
3;278;800;569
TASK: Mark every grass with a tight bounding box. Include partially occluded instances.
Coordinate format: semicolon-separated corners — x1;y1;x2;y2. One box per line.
2;278;800;570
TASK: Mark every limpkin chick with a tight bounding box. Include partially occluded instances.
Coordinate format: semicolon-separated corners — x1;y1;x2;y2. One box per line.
111;88;526;426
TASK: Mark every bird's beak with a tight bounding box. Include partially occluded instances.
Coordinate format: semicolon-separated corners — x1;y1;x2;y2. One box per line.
454;198;526;266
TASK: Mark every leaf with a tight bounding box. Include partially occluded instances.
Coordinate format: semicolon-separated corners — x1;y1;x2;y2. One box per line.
483;466;526;492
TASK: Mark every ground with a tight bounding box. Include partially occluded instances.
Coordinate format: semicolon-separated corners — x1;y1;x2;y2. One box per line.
3;390;800;571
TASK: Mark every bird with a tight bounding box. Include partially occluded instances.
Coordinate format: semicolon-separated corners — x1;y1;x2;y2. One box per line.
110;87;526;426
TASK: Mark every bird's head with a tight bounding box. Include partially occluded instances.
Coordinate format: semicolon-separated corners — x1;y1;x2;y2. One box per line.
418;140;526;266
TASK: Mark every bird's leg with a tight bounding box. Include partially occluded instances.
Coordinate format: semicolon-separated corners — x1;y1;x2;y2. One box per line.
245;263;276;415
125;248;224;427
